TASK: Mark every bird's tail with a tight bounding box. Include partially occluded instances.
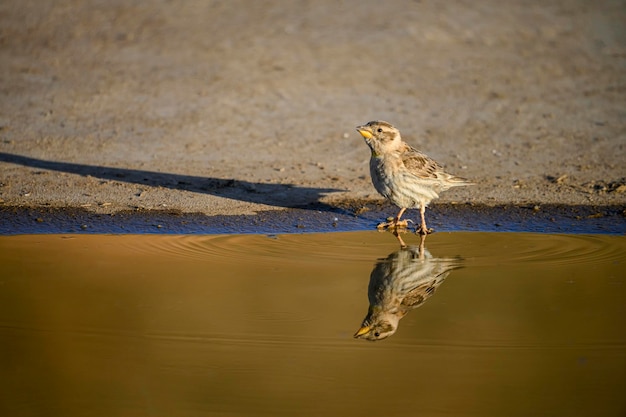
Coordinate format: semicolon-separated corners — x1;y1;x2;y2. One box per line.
443;174;474;187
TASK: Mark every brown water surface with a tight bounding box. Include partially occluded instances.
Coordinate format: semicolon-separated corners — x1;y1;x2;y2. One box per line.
1;232;625;416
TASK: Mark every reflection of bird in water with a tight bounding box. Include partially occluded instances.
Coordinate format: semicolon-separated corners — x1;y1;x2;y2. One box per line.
354;235;462;341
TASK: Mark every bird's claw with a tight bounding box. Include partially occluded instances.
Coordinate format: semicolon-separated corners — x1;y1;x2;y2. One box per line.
415;225;434;235
377;218;413;230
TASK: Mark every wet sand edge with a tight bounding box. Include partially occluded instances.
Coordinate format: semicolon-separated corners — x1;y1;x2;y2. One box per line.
1;202;624;235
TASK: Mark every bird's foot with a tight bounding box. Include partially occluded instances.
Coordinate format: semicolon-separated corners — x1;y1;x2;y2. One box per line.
377;217;413;230
415;225;434;235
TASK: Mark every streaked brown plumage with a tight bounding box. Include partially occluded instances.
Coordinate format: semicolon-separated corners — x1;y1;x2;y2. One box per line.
356;120;472;235
354;235;462;341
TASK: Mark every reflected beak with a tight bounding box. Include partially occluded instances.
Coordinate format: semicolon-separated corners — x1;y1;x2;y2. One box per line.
353;325;371;338
356;126;373;139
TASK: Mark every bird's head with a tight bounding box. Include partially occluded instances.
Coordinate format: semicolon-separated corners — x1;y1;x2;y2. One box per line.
356;120;402;157
353;319;398;341
353;305;403;341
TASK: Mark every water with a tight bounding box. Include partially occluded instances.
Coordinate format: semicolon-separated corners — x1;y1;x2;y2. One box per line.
1;231;625;417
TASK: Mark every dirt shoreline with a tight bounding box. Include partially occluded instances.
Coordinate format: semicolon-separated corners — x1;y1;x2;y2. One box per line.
1;203;624;235
1;1;625;230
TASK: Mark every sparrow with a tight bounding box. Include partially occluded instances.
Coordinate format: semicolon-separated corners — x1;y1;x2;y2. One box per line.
356;120;472;234
354;235;462;341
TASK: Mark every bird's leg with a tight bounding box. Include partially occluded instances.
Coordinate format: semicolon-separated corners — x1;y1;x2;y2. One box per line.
417;233;427;258
377;207;412;230
392;228;408;248
393;208;410;228
415;204;433;235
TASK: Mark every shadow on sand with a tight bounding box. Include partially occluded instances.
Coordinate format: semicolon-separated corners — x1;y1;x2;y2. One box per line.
0;152;343;211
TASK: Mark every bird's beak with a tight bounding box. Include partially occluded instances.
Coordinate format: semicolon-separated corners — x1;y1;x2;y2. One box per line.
353;325;371;338
356;126;373;139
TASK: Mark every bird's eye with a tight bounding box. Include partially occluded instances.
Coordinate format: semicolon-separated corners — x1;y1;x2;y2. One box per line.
377;128;383;133
374;332;380;337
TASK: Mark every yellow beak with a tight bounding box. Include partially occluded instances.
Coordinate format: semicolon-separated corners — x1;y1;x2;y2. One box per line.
356;127;373;139
354;326;371;337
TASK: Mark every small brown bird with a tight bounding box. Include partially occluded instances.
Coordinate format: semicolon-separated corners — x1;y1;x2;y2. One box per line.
354;235;462;341
356;120;472;234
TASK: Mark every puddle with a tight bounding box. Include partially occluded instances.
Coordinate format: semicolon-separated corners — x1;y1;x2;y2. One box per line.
1;231;625;416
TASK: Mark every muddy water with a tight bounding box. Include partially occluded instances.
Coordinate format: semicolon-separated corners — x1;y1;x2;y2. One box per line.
1;232;625;417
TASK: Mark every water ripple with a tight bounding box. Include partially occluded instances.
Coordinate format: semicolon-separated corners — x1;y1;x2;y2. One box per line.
124;232;625;272
126;232;393;264
488;234;624;266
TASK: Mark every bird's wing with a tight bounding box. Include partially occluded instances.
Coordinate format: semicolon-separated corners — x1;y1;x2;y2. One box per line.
400;277;446;310
399;143;441;179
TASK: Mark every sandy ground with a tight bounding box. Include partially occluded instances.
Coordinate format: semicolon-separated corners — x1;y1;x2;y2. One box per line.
1;0;625;223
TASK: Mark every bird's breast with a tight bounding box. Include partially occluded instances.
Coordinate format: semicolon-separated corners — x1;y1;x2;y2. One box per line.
369;156;395;197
